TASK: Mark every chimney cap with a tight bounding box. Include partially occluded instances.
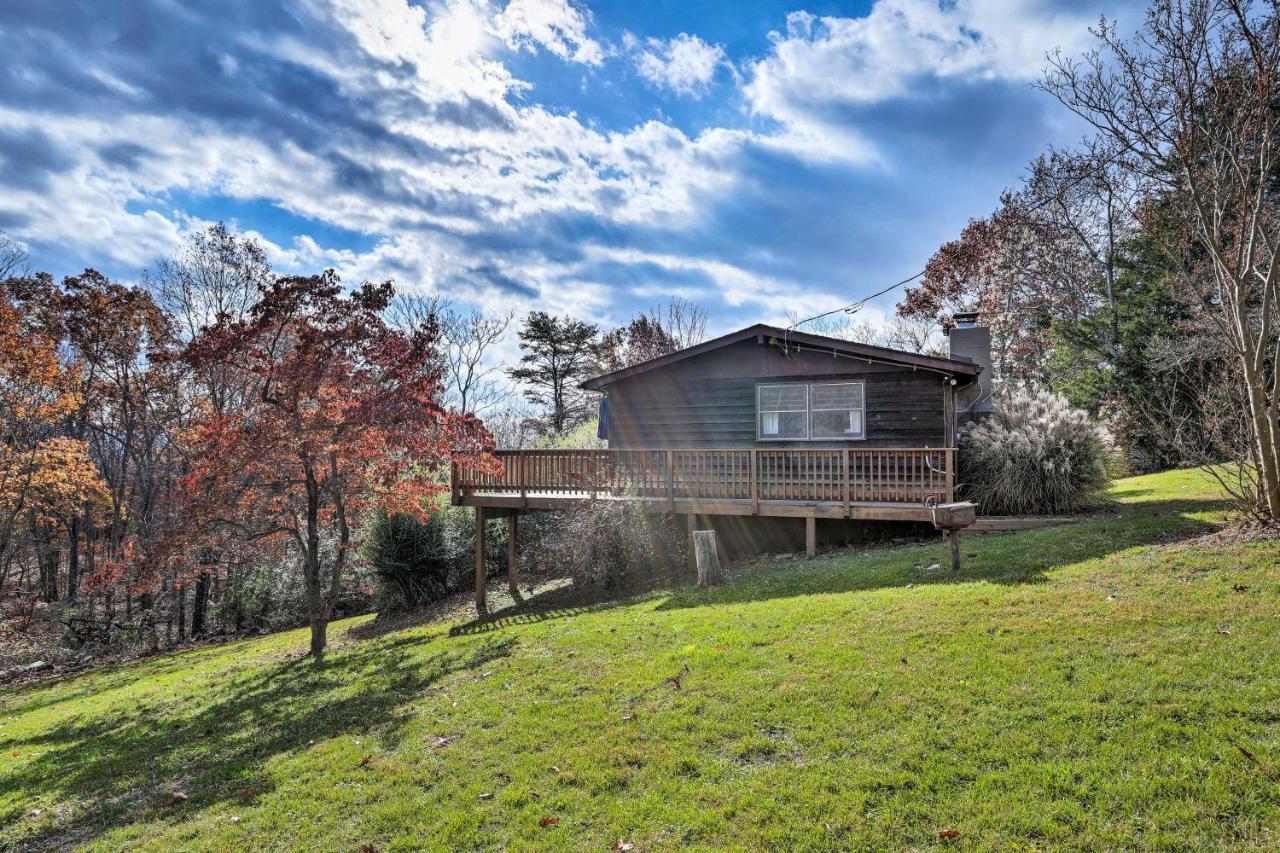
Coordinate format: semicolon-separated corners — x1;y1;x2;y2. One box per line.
952;310;980;328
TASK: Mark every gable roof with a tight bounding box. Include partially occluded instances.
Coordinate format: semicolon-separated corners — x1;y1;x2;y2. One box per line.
582;323;981;391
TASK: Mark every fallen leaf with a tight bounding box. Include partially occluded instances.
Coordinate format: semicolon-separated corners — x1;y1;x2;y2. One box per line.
613;842;634;851
539;816;559;828
621;713;635;722
979;597;990;605
478;792;494;800
787;653;795;662
434;735;456;748
667;675;682;690
229;816;240;824
550;765;560;773
360;755;372;767
714;643;728;651
939;828;960;840
358;844;377;853
1237;743;1261;766
1234;584;1250;592
1218;629;1233;636
166;791;188;807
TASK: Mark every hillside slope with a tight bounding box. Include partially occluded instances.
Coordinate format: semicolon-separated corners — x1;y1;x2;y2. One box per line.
2;469;1278;850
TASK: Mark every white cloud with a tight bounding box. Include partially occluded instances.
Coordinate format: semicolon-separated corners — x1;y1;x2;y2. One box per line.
624;32;726;98
494;0;604;65
745;0;1095;162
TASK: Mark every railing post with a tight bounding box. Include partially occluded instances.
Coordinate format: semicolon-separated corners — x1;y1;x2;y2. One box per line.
666;450;675;511
750;449;759;515
519;452;528;508
450;460;459;505
842;449;850;517
945;448;955;503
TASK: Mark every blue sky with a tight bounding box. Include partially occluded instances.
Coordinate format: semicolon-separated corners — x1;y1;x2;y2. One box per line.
0;0;1140;339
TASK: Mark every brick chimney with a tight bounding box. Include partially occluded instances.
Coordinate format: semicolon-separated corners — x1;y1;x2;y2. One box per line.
944;311;994;422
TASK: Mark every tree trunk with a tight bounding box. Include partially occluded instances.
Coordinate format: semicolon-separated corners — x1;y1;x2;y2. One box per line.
191;571;209;637
66;515;80;602
177;583;186;642
309;617;328;658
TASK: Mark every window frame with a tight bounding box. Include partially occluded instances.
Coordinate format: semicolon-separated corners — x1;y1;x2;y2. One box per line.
755;380;867;442
755;383;809;441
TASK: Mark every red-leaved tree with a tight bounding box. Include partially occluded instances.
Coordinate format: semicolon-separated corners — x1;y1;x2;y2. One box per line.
166;271;494;657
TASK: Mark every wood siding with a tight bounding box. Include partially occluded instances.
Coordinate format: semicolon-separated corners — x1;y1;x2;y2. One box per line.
604;339;947;449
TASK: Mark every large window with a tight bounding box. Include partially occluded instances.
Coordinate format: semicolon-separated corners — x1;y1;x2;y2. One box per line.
757;382;865;441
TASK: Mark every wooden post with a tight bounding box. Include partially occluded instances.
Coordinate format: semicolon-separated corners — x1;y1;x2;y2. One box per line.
693;530;722;586
945;448;955;504
474;506;487;615
841;449;850;518
947;528;961;572
507;510;520;598
667;450;676;511
750;449;759;515
805;515;817;558
450;461;459;505
518;453;527;508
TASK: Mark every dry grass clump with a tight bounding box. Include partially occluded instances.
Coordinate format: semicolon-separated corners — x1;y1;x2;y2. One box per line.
961;388;1112;515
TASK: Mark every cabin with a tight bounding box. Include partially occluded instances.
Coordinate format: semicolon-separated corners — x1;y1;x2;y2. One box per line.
454;318;992;613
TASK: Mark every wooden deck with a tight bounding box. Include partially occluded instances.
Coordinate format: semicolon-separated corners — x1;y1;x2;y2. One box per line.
455;447;959;615
452;447;955;520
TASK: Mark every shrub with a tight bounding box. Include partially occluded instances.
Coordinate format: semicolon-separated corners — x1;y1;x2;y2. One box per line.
525;498;683;590
960;387;1113;516
364;511;458;610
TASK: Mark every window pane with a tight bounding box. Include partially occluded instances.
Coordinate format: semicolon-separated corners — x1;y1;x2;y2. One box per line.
811;383;862;410
760;410;807;438
758;385;807;411
812;408;864;438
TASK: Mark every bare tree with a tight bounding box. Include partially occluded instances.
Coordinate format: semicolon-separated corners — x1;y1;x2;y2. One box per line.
0;231;26;279
786;310;946;357
1044;0;1280;519
1024;146;1140;358
650;296;707;350
387;294;513;417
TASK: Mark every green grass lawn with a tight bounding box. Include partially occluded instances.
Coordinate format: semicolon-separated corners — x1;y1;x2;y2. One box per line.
3;468;1279;851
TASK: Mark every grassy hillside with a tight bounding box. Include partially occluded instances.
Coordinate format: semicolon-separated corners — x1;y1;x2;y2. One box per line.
3;469;1279;850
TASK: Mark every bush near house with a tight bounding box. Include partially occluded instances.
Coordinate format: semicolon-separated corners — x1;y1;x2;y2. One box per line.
960;387;1113;516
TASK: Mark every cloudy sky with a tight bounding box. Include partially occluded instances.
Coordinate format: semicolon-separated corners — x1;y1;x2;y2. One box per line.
0;0;1140;334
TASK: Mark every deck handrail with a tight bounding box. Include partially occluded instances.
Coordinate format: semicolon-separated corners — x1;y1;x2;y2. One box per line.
454;447;955;508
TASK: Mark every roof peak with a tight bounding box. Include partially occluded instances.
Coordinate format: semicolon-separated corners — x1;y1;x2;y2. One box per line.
582;322;980;390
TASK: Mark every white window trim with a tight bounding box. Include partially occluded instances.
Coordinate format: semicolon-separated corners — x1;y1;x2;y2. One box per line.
756;381;866;442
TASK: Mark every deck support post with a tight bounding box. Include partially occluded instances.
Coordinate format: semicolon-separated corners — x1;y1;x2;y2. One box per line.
475;506;487;616
507;510;521;599
947;528;961;573
805;515;817;558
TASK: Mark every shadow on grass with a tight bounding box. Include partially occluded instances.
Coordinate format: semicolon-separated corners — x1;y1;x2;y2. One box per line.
448;496;1224;634
6;631;515;848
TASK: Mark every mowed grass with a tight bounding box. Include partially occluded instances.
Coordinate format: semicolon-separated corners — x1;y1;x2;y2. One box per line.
3;468;1280;851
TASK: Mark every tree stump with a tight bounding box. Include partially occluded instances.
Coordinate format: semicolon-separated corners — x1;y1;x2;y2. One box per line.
693;530;722;587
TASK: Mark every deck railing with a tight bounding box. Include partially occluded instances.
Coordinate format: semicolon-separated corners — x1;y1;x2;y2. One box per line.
454;447;954;508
